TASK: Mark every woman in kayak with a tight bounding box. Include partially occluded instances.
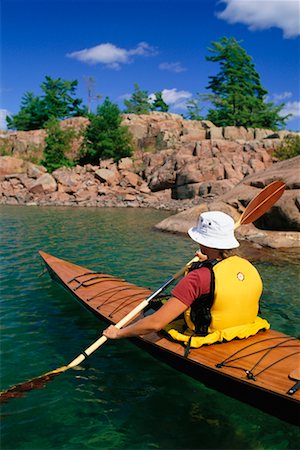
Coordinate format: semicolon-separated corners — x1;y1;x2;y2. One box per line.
103;211;269;346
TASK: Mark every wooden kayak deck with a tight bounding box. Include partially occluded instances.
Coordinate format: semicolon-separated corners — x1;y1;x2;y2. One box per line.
39;251;300;426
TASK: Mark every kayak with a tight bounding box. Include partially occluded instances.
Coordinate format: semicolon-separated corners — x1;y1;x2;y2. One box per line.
39;251;300;426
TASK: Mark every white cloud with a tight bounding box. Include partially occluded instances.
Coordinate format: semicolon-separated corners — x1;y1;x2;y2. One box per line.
267;92;300;123
0;109;10;130
272;91;293;102
281;101;300;117
128;41;158;57
67;41;158;69
267;91;294;103
159;62;186;73
161;88;192;109
217;0;300;38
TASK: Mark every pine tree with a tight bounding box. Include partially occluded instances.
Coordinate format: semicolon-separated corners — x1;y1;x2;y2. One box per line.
41;76;84;119
6;92;48;131
151;91;169;112
7;76;86;131
42;118;74;172
185;96;204;121
204;37;289;129
123;84;151;114
80;97;133;164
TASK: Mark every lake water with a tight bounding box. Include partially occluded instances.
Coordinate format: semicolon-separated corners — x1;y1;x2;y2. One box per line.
0;205;299;450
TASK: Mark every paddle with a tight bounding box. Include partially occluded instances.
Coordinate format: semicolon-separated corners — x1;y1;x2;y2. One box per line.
0;179;286;403
287;368;300;395
0;256;198;403
234;180;286;229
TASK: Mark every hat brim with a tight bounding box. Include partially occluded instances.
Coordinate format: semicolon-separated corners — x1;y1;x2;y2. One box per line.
188;227;240;249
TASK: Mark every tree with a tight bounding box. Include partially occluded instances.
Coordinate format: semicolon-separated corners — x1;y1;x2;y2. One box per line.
41;118;74;172
151;91;169;112
41;76;85;119
84;76;102;113
6;92;47;131
204;37;289;129
185;96;204;121
80;97;133;164
123;83;152;114
7;76;86;131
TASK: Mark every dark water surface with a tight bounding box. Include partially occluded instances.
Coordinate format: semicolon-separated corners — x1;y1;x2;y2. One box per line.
0;205;299;450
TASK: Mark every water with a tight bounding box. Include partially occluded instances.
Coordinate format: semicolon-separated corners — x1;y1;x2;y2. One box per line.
0;205;299;450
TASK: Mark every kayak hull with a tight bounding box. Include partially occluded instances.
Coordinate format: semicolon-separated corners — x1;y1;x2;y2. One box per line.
39;251;300;426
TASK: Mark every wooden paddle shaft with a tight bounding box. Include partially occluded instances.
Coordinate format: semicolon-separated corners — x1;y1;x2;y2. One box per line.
67;299;149;368
67;256;200;368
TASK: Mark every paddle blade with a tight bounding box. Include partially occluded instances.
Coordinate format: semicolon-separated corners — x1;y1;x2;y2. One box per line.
0;365;68;404
235;180;286;228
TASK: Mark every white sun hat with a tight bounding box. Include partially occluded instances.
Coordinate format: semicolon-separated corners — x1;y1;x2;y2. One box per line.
188;211;240;249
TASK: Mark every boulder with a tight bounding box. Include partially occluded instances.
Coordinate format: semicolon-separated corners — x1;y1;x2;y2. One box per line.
120;170;143;188
27;162;47;179
223;126;254;141
95;168;120;186
75;187;98;202
0;156;26;175
118;157;134;170
180;131;206;142
52;167;82;193
29;173;57;194
254;129;274;140
207;127;223;140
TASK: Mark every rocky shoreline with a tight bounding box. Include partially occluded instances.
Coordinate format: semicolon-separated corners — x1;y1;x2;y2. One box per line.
0;156;201;212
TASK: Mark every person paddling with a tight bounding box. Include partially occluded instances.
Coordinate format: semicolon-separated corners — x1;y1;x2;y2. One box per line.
103;211;269;346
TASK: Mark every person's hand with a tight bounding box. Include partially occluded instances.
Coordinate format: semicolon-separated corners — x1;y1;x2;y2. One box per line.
195;250;208;262
103;325;121;339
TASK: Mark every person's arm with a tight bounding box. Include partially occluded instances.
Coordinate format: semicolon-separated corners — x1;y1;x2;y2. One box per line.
102;297;187;339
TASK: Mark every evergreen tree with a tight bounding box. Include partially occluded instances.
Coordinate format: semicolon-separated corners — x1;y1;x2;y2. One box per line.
123;83;151;114
185;96;204;120
41;76;85;119
6;92;47;131
7;76;86;131
151;91;169;112
204;37;289;129
42;118;74;172
80;97;133;164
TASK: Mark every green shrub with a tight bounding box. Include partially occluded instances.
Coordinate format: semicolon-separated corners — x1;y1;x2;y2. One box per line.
273;135;300;160
42;118;75;172
80;97;133;164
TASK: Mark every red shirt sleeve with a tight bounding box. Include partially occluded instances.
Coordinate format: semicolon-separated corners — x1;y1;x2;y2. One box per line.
171;267;211;307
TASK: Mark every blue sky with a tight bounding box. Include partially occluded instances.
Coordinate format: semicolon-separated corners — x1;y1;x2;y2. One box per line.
1;0;300;130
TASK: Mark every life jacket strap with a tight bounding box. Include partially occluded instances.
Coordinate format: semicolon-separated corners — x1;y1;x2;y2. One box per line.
187;259;218;336
184;335;193;358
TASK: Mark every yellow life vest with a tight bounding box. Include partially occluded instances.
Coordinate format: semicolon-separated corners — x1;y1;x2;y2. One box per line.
164;256;270;348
